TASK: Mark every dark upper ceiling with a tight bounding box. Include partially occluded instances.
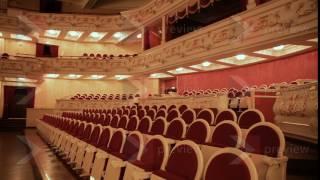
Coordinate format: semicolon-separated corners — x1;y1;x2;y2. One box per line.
7;0;152;15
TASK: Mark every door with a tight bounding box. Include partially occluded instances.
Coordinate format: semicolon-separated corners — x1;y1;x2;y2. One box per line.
3;86;35;119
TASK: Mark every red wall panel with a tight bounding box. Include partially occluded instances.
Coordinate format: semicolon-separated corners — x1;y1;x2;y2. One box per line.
176;51;318;92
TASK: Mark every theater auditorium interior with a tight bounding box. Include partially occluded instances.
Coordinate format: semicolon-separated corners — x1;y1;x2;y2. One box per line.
0;0;318;180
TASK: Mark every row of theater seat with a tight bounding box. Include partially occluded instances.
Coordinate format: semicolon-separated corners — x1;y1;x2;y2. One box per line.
81;53;138;60
37;104;287;180
182;79;316;97
64;104;262;129
70;93;140;100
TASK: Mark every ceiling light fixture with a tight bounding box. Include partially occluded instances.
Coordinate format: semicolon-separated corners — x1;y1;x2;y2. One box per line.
201;61;212;67
89;75;105;79
67;74;82;79
69;31;81;37
10;34;32;41
235;54;247;60
272;45;285;51
176;67;184;72
136;33;142;39
44;74;59;78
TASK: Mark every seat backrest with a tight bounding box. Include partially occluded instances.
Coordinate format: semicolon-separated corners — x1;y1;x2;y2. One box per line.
204;148;258;180
76;122;86;138
238;109;265;129
155;109;167;119
118;115;129;129
108;129;126;153
137;116;152;134
103;114;112;126
147;109;156;120
150;117;168;135
89;125;101;146
186;119;210;144
137;109;145;119
167;105;176;112
244;122;285;157
197;108;215;125
165;118;187;140
215;109;237;125
110;114;120;128
139;135;169;171
210;121;242;148
178;105;188;114
97;127;112;151
165;140;203;180
166;109;180;122
121;131;144;161
181;109;196;124
126;115;139;131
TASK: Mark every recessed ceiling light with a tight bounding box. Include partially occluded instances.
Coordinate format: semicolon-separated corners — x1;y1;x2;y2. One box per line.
235;54;247;60
44;74;59;78
88;75;105;79
45;29;61;38
254;44;311;57
17;77;26;81
69;31;81;37
136;33;142;39
273;45;285;51
201;61;212;67
113;32;124;38
10;34;32;41
65;31;83;40
89;32;106;40
66;74;82;79
176;67;184;72
149;73;173;78
114;75;131;80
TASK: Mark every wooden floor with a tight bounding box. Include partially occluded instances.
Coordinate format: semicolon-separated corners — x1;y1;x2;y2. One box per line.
0;129;317;180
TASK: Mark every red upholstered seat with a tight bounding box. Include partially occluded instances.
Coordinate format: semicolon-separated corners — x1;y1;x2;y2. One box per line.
185;120;210;144
102;114;112;126
147;109;156;120
215;109;237;125
138;109;147;119
110;115;120;128
167;109;180;122
118;115;129;129
197;108;215;125
126;115;139;131
151;105;158;112
178;105;188;114
97;127;112;152
165;118;186;140
137;116;152;134
244;122;285;157
131;136;168;171
167;105;176;112
238;109;265;129
107;129;126;154
181;109;196;124
210;121;241;148
155;109;167;119
111;132;143;161
150;117;167;135
152;140;203;180
204;148;258;180
88;126;101;147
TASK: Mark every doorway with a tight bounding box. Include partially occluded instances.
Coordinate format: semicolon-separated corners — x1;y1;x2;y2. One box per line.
3;86;35;120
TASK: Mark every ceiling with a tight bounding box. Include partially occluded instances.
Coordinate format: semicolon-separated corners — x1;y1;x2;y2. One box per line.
8;0;152;15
